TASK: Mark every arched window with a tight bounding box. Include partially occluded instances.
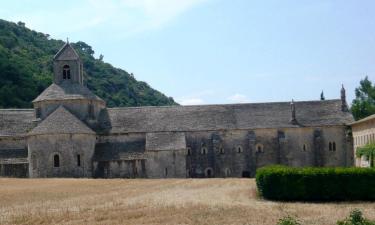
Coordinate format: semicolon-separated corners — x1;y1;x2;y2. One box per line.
329;142;332;151
332;142;336;151
165;168;168;177
255;144;264;153
303;144;307;152
205;168;213;178
237;145;243;153
53;154;60;167
63;65;71;79
201;147;208;155
224;168;231;177
220;146;225;154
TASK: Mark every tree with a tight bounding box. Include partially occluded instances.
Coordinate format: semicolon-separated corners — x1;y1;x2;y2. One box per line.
351;76;375;120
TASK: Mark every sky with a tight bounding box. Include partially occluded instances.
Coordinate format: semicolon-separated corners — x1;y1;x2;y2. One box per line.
1;0;374;105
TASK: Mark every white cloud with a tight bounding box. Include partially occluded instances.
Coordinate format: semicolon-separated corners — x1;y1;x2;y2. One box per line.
179;98;205;105
227;93;249;103
176;89;215;105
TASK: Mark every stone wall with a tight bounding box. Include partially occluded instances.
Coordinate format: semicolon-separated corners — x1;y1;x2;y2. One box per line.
53;60;82;84
34;99;105;125
145;150;187;178
93;159;146;178
28;133;96;177
0;163;28;177
186;126;352;178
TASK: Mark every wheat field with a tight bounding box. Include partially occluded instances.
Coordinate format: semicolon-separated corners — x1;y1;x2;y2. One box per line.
0;178;374;225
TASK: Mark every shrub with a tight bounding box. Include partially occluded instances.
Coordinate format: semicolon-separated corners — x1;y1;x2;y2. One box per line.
337;209;375;225
277;215;301;225
256;166;375;201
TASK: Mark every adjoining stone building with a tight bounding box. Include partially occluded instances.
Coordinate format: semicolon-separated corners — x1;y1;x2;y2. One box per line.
0;43;355;178
350;115;375;167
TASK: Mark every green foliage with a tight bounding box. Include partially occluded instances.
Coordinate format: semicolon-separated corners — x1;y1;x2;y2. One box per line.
256;165;375;201
351;76;375;120
0;19;177;108
337;209;375;225
277;216;301;225
356;143;375;168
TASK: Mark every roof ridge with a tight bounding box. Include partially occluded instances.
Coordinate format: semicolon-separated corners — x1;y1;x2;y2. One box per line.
53;42;80;60
108;99;342;110
0;109;34;111
28;106;95;135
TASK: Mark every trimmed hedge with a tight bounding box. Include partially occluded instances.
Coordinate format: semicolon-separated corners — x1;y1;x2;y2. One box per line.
256;166;375;201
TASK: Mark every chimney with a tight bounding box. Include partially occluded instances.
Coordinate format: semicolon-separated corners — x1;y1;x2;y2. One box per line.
341;84;348;112
290;99;297;125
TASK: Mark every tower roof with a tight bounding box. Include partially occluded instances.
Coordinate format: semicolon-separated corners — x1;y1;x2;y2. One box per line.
28;106;95;136
32;81;104;103
53;42;80;61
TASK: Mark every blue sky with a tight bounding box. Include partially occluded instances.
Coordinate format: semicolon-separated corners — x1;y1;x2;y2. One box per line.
1;0;374;105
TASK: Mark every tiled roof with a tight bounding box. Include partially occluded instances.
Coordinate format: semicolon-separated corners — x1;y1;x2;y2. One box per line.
53;42;80;61
94;140;146;161
349;114;375;126
103;99;354;133
0;109;35;136
0;148;27;159
33;81;104;103
28;106;95;135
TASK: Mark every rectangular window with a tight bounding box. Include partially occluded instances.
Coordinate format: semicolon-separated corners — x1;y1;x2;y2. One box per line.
89;104;95;119
35;107;41;118
77;154;81;167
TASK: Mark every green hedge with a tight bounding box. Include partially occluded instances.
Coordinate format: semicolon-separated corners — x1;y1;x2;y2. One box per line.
256;166;375;201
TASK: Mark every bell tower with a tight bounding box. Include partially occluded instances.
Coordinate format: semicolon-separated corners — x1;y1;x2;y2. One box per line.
53;41;84;85
32;42;106;126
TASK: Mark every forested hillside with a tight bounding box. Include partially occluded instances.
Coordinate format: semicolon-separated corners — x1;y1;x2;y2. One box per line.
0;19;177;108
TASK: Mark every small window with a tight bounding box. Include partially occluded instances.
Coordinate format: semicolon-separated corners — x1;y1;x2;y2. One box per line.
63;65;71;79
329;142;336;151
77;154;81;167
256;144;264;153
303;144;307;152
35;107;41;118
224;168;231;177
88;104;95;119
237;145;243;153
219;146;225;154
53;154;60;167
201;147;208;155
165;168;168;177
187;147;191;156
205;168;213;178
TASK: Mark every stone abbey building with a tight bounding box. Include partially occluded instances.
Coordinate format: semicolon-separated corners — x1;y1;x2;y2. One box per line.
0;43;354;178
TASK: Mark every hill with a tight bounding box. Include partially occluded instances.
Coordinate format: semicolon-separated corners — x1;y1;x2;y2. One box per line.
0;19;177;108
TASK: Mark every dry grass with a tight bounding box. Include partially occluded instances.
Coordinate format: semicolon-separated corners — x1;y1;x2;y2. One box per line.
0;178;374;225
